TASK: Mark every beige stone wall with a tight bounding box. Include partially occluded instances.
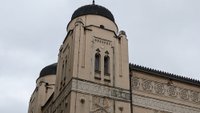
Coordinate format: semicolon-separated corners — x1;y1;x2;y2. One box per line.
28;11;200;113
28;75;56;113
70;91;130;113
54;14;129;96
29;7;130;112
131;70;200;113
133;106;171;113
41;77;131;113
54;31;74;98
67;15;118;34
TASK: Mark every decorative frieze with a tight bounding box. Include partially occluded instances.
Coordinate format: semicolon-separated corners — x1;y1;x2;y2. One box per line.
142;80;153;92
94;37;111;46
71;79;130;101
131;77;200;104
131;77;140;90
154;110;171;113
167;85;177;97
191;91;199;102
111;89;130;100
133;95;200;113
179;88;189;100
154;82;165;95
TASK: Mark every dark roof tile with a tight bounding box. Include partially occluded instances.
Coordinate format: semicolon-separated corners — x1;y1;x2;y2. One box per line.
39;63;57;78
71;4;115;22
129;63;200;86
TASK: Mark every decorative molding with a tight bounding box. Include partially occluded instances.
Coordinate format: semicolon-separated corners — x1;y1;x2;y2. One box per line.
142;80;153;92
133;95;200;113
94;37;111;46
129;64;200;87
179;88;189;100
90;96;113;113
71;79;130;101
191;91;199;102
154;82;165;95
153;110;171;113
167;85;177;97
131;77;140;90
131;77;200;104
51;78;130;112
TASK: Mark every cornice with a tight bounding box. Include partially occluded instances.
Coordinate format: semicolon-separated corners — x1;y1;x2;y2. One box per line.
129;63;200;86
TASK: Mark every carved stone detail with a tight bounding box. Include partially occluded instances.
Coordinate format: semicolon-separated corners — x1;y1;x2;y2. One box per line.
142;80;153;92
132;95;200;113
131;77;200;104
154;82;165;95
131;77;140;89
167;86;177;97
179;88;189;100
190;91;199;102
71;79;130;101
90;96;113;113
94;37;112;46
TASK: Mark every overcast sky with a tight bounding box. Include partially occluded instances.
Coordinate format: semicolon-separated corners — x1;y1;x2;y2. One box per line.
0;0;200;113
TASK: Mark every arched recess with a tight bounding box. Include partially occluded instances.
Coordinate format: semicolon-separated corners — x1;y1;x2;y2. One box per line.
94;49;101;80
95;49;101;73
104;55;110;75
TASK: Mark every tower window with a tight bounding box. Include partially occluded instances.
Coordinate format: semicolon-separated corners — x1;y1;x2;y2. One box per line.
95;53;101;72
104;55;110;75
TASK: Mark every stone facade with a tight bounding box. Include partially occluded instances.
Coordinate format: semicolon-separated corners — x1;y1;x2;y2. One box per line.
130;66;200;113
28;4;200;113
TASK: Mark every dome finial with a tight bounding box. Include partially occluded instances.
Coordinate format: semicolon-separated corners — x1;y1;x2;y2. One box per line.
92;0;95;5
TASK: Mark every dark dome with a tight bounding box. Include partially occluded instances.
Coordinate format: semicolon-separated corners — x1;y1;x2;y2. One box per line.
39;63;57;78
71;4;115;22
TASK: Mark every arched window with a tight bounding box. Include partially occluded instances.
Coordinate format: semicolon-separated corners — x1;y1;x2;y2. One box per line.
95;53;101;72
104;55;110;75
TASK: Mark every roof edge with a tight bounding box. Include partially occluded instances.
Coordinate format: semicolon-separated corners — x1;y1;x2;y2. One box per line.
129;63;200;86
71;4;115;22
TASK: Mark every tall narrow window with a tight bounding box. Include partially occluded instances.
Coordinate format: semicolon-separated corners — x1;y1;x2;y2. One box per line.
95;53;101;72
65;60;67;75
62;63;65;76
104;56;110;75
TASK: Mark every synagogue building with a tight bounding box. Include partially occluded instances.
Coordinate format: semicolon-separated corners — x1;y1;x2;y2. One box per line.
28;3;200;113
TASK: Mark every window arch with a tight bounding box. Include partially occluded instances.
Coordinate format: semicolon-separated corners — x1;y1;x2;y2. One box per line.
95;53;101;72
104;55;110;75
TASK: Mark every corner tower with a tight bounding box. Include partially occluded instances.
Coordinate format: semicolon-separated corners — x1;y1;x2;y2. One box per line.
53;4;130;113
28;63;57;113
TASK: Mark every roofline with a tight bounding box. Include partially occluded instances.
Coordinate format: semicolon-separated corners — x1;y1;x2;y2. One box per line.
129;63;200;86
67;14;118;33
71;4;115;22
